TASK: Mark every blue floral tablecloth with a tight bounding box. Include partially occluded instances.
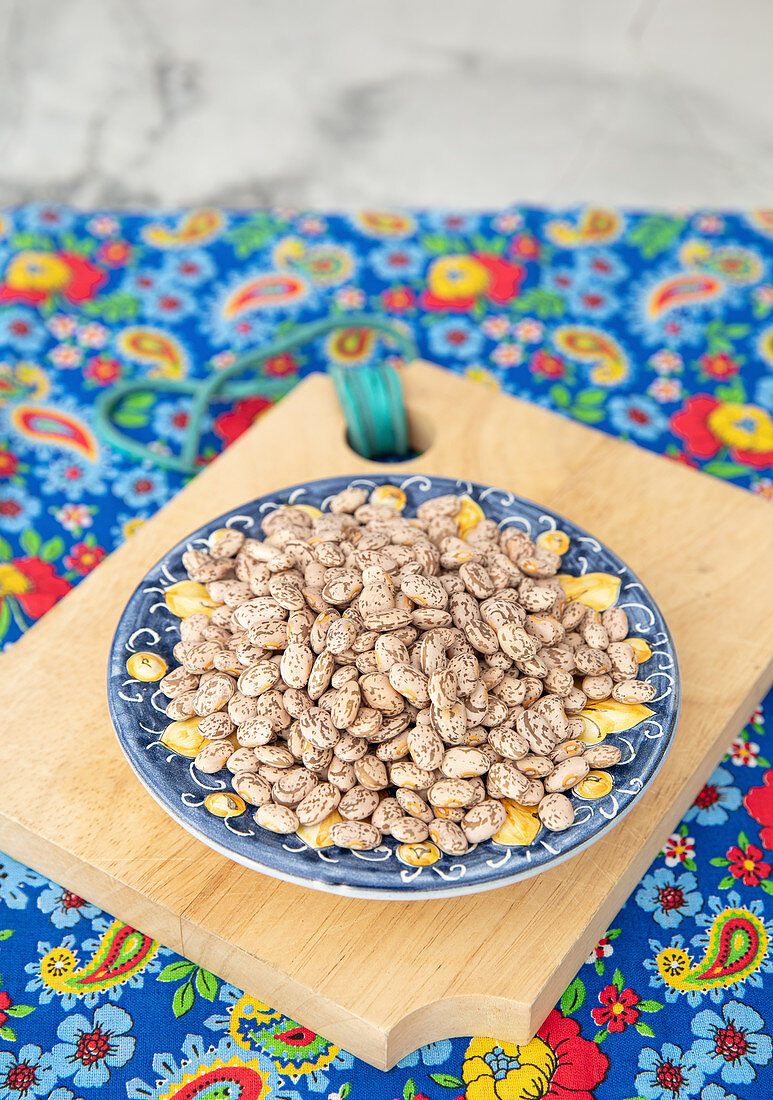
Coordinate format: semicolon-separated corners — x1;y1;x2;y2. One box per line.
0;203;772;1100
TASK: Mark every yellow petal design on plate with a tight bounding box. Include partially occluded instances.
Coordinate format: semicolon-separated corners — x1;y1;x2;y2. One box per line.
296;809;344;849
456;495;485;539
370;484;406;510
160;717;206;757
204;792;246;817
492;799;542;846
557;572;621;611
291;503;322;519
164;580;220;619
574;770;614;799
126;651;167;681
536;529;570;556
577;698;654;744
397;842;440;867
629;637;653;664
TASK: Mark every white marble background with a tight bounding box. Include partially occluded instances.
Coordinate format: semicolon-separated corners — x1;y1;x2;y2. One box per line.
0;0;770;209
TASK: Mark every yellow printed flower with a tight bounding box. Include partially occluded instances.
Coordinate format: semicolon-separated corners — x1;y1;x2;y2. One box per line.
707;403;773;454
462;1037;556;1100
428;255;490;301
5;251;71;294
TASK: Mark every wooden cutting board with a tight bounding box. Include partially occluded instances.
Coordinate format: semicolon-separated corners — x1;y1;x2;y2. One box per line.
1;361;772;1070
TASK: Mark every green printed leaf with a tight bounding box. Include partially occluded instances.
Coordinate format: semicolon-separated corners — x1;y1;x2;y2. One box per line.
595;959;605;976
638;1000;663;1013
511;288;565;318
560;977;586;1016
158;960;196;982
195;967;218;1001
404;1079;417;1100
635;1022;656;1038
0;929;13;940
0;601;10;644
758;756;771;768
0;537;12;560
172;977;196;1017
5;1005;33;1017
429;1075;464;1089
339;1085;352;1099
550;384;571;408
684;859;697;872
0;1026;16;1042
702;460;750;479
628;216;686;259
760;880;773;895
571;406;605;424
718;875;736;889
575;389;606;405
20;528;41;556
593;1027;609;1044
738;831;750;851
607;928;622;940
710;858;730;867
40;536;64;563
612;968;624;993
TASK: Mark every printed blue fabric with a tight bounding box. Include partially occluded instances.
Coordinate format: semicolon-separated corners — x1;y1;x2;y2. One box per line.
0;203;771;1100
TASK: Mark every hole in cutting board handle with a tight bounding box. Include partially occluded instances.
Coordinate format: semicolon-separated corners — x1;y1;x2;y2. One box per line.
345;405;435;463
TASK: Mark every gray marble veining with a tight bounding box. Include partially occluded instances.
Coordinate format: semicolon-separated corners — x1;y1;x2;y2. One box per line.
0;0;770;209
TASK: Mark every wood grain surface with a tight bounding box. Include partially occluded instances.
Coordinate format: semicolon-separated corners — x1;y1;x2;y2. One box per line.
1;362;772;1070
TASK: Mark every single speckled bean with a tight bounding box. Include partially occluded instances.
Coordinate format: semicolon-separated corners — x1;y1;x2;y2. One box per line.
329;821;382;850
440;747;489;778
428;777;480;809
517;754;554;779
296;782;341;826
390;815;430;843
538;792;575;831
429;818;469;855
487;761;529;799
544;757;590;793
612;679;657;704
583;744;623;768
193;740;233;773
395;787;434;822
462;799;507;843
232;772;272;806
255;803;300;834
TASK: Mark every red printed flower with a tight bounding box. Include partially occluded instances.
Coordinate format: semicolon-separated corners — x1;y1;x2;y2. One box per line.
96;239;132;266
0;556;72;620
699;352;740;379
726;843;771;886
0;446;19;478
84;355;122;386
0;250;107;306
745;769;773;850
591;985;641;1033
213;396;272;447
422;253;525;311
536;1009;609;1099
64;542;106;575
0;991;11;1028
264;353;299;377
511;233;540;260
381;286;417;312
670;394;773;468
529;349;566;379
462;1010;608;1100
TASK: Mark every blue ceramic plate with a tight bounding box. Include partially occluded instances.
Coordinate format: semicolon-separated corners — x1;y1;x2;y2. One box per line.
108;474;680;900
